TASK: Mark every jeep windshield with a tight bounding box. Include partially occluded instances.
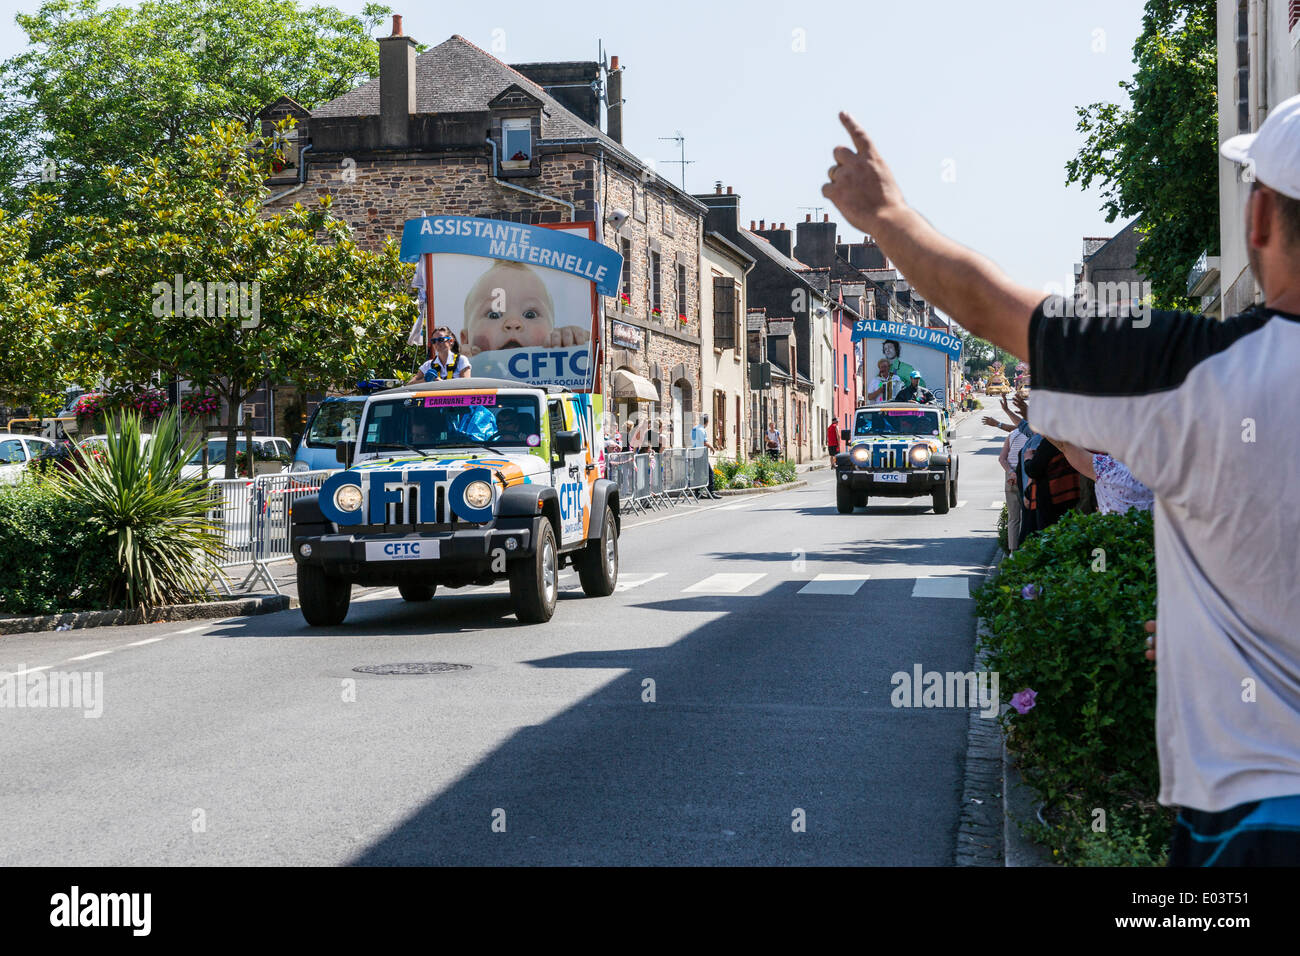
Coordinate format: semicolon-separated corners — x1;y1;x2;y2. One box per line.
854;409;941;437
360;394;543;454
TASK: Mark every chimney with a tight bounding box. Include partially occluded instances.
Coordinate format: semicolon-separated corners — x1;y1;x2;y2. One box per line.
795;216;837;267
806;213;812;221
755;221;792;257
606;56;623;143
750;220;756;230
715;182;723;193
823;214;829;222
379;15;418;148
693;186;741;239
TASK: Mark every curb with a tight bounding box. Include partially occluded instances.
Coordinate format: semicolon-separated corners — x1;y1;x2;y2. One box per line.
711;479;807;497
0;594;295;636
955;552;1007;866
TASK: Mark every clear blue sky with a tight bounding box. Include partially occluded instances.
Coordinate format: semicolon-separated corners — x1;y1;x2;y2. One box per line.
0;0;1149;300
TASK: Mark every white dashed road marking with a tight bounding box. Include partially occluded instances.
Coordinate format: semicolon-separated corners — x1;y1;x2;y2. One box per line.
66;650;115;661
911;577;971;599
797;574;870;596
616;573;667;592
683;573;767;594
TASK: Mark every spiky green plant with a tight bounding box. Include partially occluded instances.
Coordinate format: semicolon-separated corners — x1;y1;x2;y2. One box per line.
54;409;221;609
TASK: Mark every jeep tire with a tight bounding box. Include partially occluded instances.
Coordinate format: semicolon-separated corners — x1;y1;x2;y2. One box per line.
836;482;854;514
298;564;351;626
932;476;952;515
948;470;958;507
510;520;559;623
577;506;618;597
398;582;436;602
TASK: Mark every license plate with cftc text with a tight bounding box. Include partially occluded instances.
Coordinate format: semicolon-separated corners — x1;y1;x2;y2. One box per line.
365;540;438;561
874;472;906;483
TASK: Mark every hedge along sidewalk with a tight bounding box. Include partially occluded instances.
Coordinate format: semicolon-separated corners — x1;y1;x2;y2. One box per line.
0;594;294;636
956;548;1056;867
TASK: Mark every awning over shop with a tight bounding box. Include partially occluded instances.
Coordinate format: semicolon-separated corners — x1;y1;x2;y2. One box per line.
612;369;659;402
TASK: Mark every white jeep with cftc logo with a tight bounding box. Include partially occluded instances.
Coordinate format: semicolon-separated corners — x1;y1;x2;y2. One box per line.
290;377;620;625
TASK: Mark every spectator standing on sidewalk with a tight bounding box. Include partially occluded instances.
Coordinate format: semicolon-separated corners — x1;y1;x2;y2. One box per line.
691;414;718;498
765;423;781;460
823;96;1300;864
1055;442;1154;516
826;419;841;465
997;419;1032;550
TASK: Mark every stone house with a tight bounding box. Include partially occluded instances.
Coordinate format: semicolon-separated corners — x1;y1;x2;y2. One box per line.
260;17;708;445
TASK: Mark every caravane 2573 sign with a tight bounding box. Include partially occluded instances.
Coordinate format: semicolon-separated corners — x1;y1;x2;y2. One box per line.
400;215;623;392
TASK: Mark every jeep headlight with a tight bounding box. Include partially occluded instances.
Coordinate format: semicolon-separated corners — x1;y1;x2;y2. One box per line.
333;484;363;514
463;479;493;510
851;446;870;464
909;444;932;467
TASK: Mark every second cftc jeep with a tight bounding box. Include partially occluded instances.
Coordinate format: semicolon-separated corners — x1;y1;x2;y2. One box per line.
833;402;959;514
289;378;620;626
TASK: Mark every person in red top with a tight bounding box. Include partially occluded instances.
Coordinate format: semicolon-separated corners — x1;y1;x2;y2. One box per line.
826;419;841;465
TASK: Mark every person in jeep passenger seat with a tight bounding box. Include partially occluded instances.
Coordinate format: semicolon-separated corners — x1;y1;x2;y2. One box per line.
824;95;1300;865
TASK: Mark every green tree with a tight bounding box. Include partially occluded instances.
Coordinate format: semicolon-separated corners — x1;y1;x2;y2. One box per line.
0;195;80;415
55;119;419;477
1064;0;1218;309
958;330;1018;376
0;0;396;221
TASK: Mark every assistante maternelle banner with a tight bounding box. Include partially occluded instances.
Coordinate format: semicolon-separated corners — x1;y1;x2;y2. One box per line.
400;215;623;391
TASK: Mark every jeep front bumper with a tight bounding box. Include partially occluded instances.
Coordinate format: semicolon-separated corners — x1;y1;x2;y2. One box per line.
292;525;534;573
835;467;948;497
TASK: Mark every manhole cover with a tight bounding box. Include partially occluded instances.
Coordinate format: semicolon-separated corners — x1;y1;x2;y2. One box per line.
352;662;472;675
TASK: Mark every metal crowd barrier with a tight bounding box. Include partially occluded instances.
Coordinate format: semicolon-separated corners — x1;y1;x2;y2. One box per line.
206;469;333;595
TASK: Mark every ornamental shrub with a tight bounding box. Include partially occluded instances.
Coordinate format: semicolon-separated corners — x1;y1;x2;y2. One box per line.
974;508;1167;863
0;480;115;614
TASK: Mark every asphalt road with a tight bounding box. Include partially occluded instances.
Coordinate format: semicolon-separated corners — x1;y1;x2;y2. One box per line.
0;421;1007;865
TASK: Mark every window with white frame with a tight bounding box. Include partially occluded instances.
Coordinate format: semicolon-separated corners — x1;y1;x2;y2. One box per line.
502;118;531;168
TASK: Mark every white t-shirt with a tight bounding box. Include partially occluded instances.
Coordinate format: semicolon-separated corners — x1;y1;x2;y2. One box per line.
868;374;903;399
419;353;471;380
1030;296;1300;812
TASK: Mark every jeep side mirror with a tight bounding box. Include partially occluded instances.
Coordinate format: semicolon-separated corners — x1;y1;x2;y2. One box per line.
554;430;582;455
335;442;353;467
840;428;850;444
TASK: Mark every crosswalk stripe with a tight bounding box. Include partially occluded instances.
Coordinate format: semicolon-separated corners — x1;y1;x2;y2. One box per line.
911;577;971;599
683;572;766;594
988;501;1004;509
797;574;869;595
616;572;667;592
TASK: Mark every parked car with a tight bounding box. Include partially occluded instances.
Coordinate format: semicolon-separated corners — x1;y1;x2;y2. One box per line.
79;433;155;455
182;437;292;480
0;433;55;484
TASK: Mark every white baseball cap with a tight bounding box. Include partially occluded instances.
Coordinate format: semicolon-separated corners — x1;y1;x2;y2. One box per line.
1221;93;1300;201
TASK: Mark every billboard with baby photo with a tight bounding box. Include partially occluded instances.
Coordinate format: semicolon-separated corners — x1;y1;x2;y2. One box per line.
400;215;623;392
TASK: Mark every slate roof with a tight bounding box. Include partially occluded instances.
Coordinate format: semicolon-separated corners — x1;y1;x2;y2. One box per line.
738;227;815;275
310;34;702;209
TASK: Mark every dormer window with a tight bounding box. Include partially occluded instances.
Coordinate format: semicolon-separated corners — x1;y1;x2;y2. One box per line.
502;118;532;168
